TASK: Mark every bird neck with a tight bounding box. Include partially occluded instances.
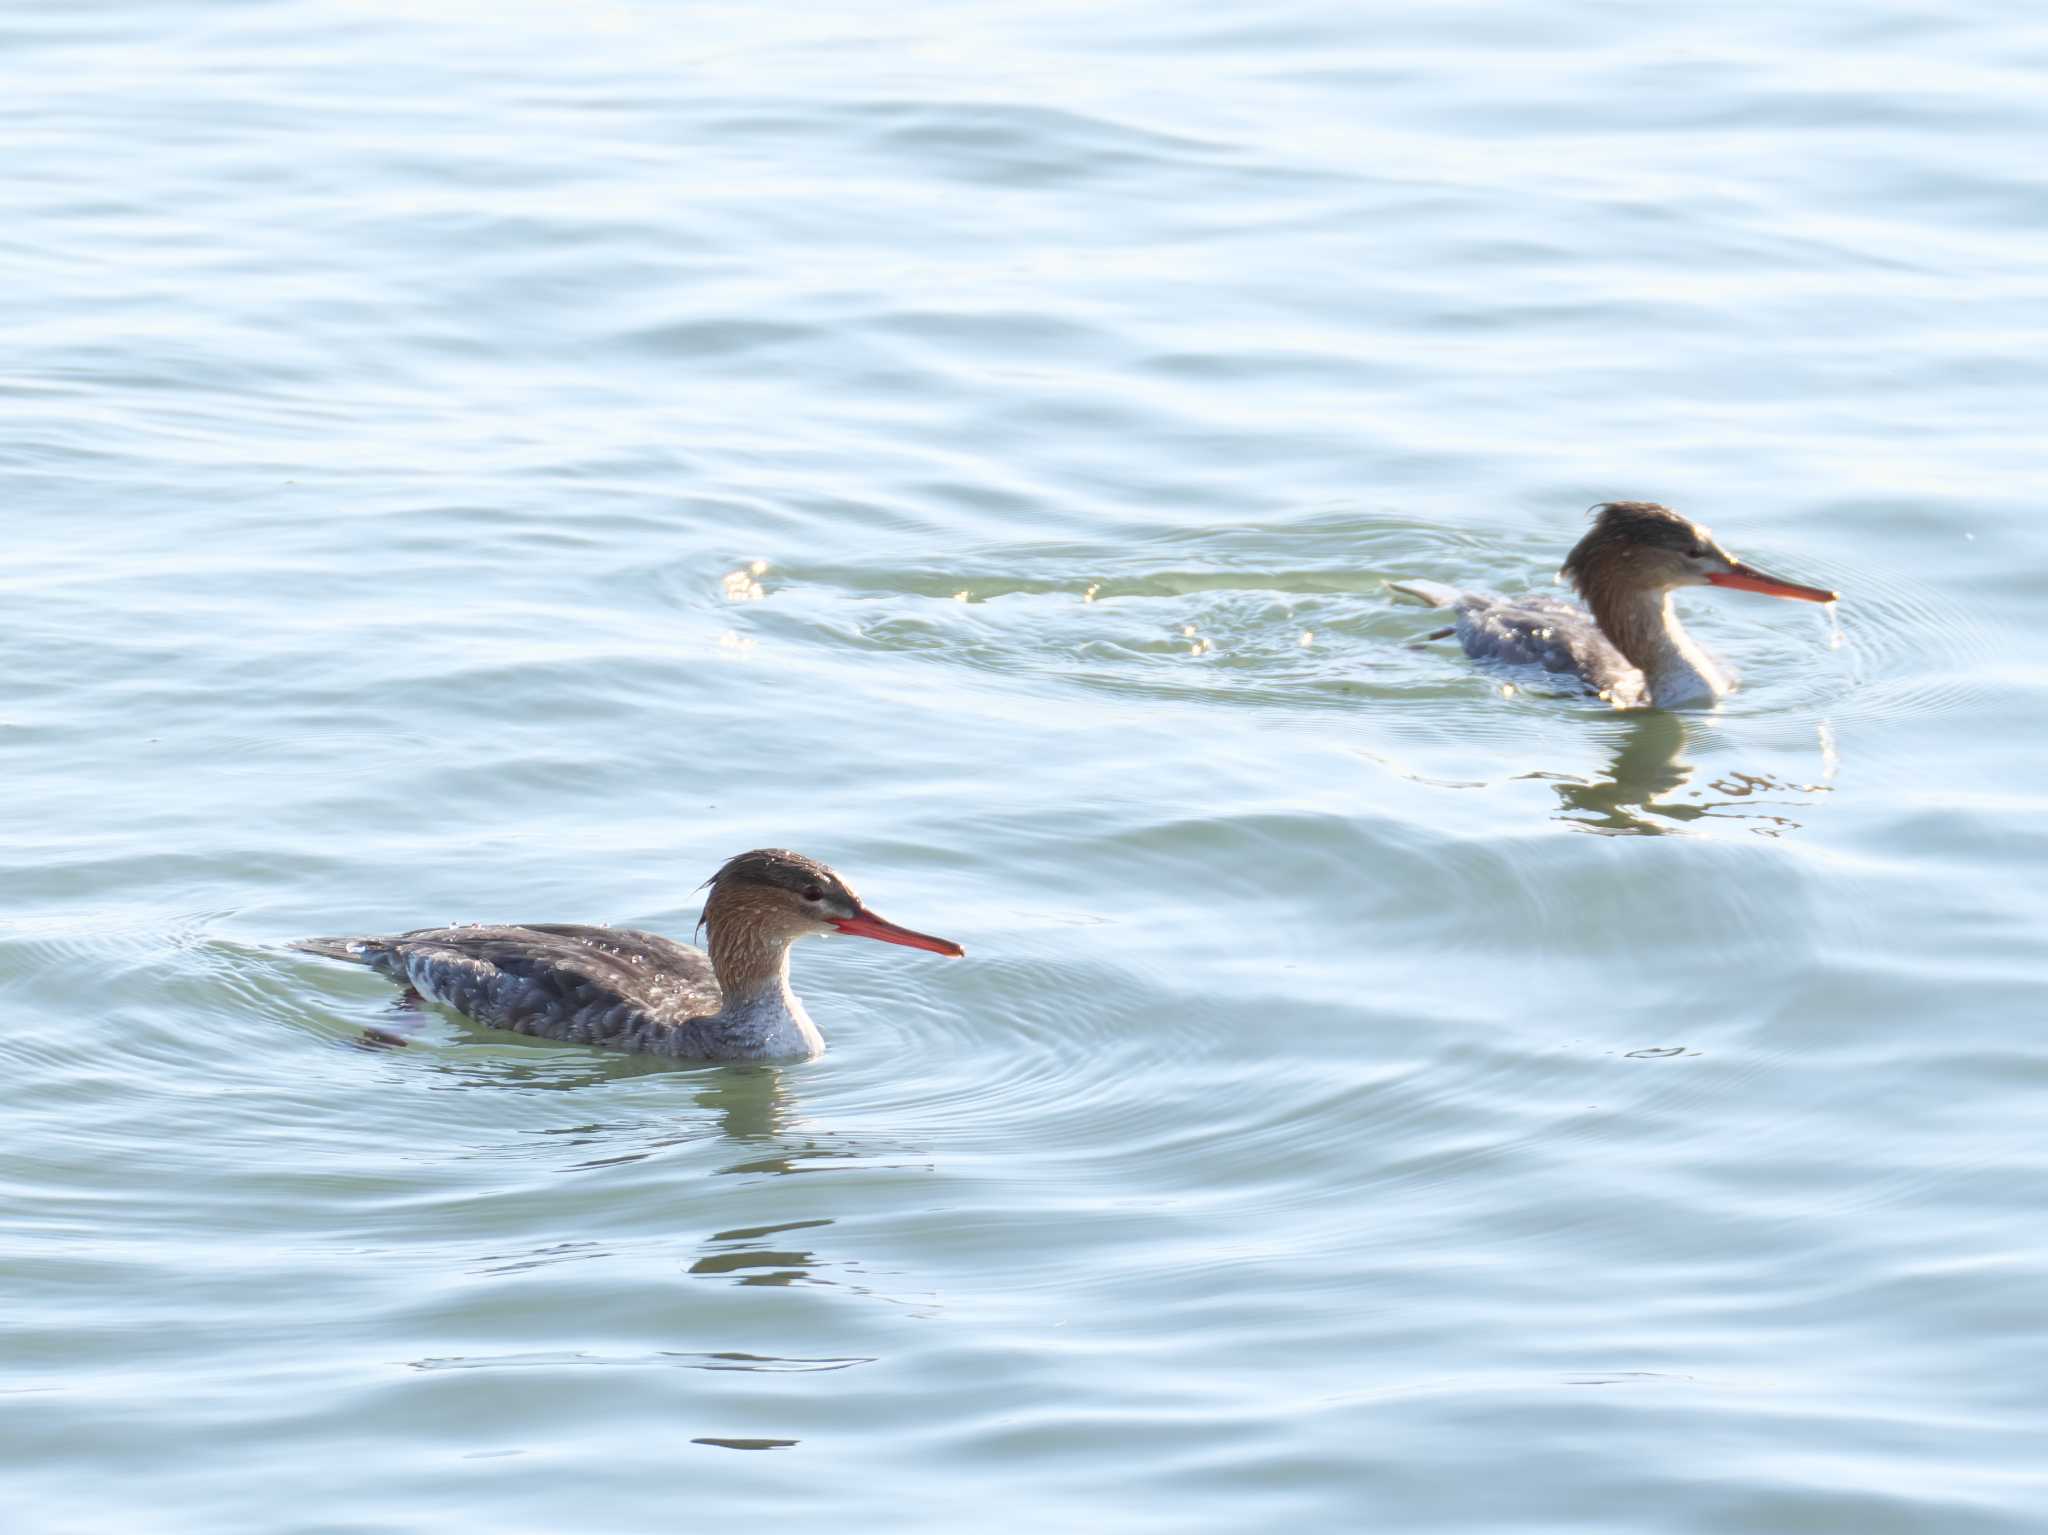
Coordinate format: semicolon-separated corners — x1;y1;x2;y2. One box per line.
1584;582;1730;708
707;912;788;997
703;901;824;1058
711;965;822;1059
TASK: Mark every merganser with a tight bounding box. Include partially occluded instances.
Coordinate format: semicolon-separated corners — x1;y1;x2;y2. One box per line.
1391;501;1838;708
293;848;963;1061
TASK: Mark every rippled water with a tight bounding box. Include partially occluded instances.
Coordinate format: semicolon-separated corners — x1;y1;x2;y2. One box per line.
6;2;2047;1529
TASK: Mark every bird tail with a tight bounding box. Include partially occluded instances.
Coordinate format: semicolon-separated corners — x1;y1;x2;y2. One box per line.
1384;578;1467;609
290;936;377;964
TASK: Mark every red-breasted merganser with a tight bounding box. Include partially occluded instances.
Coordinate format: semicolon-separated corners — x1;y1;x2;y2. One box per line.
293;849;963;1061
1390;501;1838;708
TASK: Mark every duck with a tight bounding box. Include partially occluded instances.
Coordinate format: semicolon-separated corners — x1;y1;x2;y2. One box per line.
1390;501;1837;708
293;848;962;1061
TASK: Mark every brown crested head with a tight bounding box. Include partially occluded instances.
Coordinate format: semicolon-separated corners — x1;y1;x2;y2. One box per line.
697;848;964;958
1561;501;1837;606
1561;502;1717;599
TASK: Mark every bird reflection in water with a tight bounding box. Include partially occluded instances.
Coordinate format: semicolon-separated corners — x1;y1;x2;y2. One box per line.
352;1044;916;1285
366;1050;924;1464
691;1216;834;1287
683;1069;941;1316
686;1208;939;1314
691;1437;798;1452
1532;712;1832;837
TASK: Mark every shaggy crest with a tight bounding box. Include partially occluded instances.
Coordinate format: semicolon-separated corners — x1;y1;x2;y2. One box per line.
696;848;855;939
1560;501;1715;598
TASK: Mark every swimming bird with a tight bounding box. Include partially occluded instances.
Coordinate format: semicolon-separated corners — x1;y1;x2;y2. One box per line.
1389;501;1837;708
293;848;963;1061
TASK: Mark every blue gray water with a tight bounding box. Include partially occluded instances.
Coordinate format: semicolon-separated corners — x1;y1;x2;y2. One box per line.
5;2;2046;1530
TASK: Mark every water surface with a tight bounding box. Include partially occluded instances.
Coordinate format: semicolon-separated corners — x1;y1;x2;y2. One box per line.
5;2;2047;1530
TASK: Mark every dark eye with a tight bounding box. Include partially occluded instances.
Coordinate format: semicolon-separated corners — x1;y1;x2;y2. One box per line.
802;885;824;902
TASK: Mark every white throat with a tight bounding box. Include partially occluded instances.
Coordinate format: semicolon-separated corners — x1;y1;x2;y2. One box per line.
1608;589;1732;709
714;952;825;1059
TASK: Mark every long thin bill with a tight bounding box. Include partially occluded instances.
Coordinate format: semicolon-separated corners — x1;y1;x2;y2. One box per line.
1705;563;1838;603
831;909;965;957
